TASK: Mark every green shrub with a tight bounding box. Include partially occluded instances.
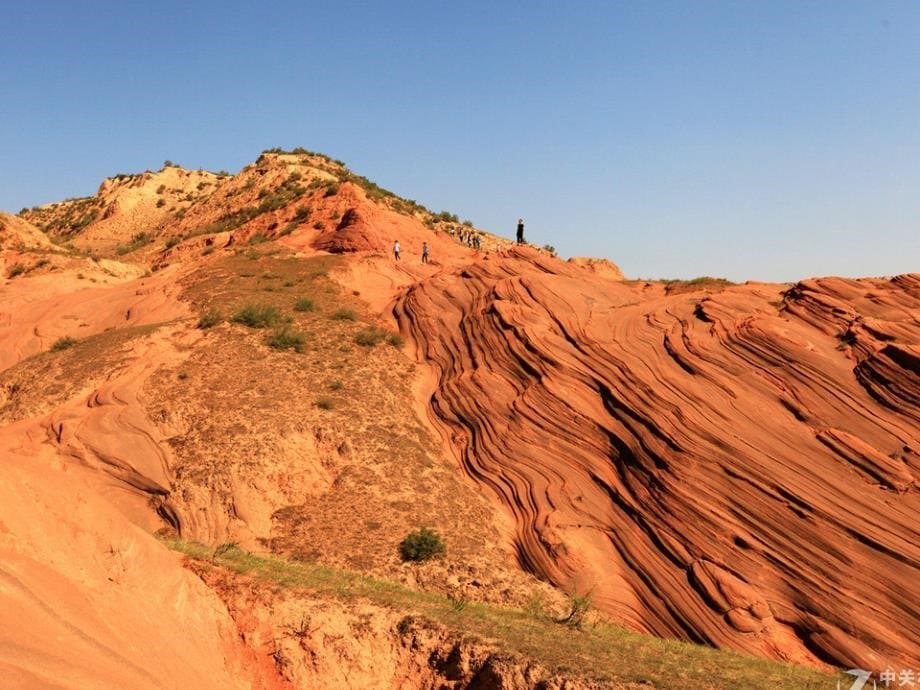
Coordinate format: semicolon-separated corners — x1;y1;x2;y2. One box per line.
156;184;166;194
355;327;387;347
165;235;181;248
313;221;324;230
116;231;153;255
330;308;356;321
197;309;222;329
266;327;306;353
294;297;315;312
315;397;334;410
433;211;459;223
231;303;283;328
399;528;445;562
7;263;26;278
328;380;343;391
555;592;592;629
156;198;166;208
50;336;78;351
386;333;404;348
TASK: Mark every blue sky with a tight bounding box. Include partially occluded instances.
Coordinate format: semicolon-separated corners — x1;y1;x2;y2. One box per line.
2;1;918;281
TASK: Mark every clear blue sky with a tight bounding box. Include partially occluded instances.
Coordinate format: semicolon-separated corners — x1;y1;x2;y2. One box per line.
2;1;918;281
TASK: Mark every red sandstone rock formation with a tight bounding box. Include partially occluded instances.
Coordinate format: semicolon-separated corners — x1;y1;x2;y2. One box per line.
396;247;920;670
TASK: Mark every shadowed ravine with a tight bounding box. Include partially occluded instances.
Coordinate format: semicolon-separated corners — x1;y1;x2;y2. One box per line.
395;247;920;670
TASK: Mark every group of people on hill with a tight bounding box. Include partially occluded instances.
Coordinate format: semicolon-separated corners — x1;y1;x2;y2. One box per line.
446;225;481;249
392;240;429;263
392;218;525;263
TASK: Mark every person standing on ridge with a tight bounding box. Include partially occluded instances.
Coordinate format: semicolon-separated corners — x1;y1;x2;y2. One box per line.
516;218;525;244
421;241;429;264
393;240;401;261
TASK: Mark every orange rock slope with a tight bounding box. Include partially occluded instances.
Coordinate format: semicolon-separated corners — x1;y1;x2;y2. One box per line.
2;150;918;682
395;248;920;671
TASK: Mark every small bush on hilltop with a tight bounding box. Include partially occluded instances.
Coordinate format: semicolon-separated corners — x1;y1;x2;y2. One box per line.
231;303;284;328
399;528;446;562
433;211;459;223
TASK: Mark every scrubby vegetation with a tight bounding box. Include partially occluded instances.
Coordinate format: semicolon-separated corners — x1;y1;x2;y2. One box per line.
196;309;222;329
7;263;26;278
330;308;356;321
661;276;735;294
399;528;446;562
266;326;306;353
22;196;101;236
354;327;388;347
50;336;78;352
166;539;840;690
190;172;308;238
231;303;284;328
294;297;315;312
116;231;153;255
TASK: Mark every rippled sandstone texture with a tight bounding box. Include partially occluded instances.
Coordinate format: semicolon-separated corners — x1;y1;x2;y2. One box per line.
396;248;920;671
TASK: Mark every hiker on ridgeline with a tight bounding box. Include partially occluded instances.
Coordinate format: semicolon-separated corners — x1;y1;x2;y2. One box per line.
421;241;430;264
516;218;525;244
393;240;401;261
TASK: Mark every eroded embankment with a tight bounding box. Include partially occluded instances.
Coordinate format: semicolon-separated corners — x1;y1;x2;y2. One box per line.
395;247;920;671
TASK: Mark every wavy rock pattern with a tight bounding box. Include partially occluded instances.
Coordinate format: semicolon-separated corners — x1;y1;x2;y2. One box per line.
396;248;920;670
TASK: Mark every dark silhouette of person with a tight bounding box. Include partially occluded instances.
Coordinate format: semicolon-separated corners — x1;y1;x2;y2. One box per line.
421;241;429;264
516;218;524;244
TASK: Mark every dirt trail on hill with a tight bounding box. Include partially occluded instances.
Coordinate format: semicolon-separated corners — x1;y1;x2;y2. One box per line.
394;247;920;671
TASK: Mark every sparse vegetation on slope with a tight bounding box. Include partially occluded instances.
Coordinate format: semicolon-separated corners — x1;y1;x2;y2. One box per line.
116;231;154;255
166;539;841;690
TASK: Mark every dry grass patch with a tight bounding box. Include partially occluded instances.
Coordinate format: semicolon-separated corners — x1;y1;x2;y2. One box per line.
166;540;842;690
